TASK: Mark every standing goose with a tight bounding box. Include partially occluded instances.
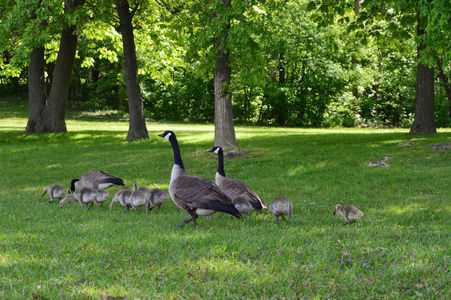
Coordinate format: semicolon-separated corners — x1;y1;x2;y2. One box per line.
207;146;267;214
68;171;124;193
42;184;66;203
158;131;241;226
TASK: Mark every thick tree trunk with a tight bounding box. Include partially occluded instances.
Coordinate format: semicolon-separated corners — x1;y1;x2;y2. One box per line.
115;0;149;141
27;0;85;134
214;0;237;150
25;46;46;133
409;16;436;135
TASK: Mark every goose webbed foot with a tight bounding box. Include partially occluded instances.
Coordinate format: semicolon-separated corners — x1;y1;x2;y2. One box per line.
176;215;198;227
343;222;350;226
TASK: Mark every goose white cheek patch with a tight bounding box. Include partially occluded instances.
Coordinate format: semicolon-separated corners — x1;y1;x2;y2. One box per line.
164;132;172;140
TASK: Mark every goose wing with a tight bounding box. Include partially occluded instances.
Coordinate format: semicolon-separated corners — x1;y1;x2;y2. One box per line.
172;175;240;218
80;171;125;189
219;178;267;210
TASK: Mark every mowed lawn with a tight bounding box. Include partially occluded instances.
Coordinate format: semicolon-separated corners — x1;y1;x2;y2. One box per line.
1;97;451;299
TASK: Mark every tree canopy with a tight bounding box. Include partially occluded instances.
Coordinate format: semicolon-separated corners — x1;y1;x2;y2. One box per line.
1;0;450;132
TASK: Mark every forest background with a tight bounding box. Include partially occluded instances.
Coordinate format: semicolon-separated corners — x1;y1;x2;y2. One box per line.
0;0;450;140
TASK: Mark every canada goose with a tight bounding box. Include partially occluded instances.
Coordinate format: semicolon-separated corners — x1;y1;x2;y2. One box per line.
109;186;132;211
69;171;124;193
130;181;149;214
333;203;364;226
231;196;252;219
60;187;109;210
137;186;169;212
42;184;66;203
269;197;293;226
158;130;241;226
207;146;267;214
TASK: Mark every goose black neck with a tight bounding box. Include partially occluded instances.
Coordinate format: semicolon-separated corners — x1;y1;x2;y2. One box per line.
169;135;185;170
69;179;79;193
217;148;226;177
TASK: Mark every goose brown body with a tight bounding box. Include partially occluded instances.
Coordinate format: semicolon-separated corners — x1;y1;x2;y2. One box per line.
69;171;124;193
159;131;240;226
207;146;267;213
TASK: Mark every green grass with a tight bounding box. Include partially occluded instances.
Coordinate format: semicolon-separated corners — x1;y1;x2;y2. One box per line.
1;96;451;299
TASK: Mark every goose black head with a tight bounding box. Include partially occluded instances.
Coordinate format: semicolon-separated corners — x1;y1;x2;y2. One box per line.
158;131;175;141
207;146;222;154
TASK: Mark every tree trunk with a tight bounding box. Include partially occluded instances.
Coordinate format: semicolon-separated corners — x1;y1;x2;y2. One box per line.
25;46;46;133
409;15;436;135
27;0;85;133
214;0;237;150
115;0;149;141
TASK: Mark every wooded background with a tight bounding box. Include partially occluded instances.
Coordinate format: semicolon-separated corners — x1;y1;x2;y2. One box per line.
1;0;450;143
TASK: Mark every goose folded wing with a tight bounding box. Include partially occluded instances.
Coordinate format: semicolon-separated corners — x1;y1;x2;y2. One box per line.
222;178;266;210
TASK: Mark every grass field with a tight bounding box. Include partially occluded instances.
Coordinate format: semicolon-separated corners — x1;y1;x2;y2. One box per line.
1;96;451;299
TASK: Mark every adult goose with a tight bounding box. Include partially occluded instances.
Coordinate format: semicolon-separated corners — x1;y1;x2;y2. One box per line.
158;131;241;226
207;146;267;213
69;171;124;193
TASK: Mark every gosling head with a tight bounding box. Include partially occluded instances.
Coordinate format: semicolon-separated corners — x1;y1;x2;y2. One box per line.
333;204;341;215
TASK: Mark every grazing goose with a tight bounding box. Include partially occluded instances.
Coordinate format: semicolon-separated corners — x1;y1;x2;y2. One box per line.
60;187;109;210
333;203;364;226
42;184;66;203
158;130;241;226
207;146;267;214
109;186;132;211
69;171;124;193
131;181;149;214
269;197;293;226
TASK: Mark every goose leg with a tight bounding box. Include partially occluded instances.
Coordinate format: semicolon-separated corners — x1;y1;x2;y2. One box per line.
86;203;94;210
176;215;199;227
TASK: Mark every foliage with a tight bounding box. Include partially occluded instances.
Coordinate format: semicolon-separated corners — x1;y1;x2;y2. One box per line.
1;99;451;298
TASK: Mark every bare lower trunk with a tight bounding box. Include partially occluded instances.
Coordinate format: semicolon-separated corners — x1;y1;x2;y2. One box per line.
213;0;237;150
26;46;46;133
409;15;436;135
115;0;149;141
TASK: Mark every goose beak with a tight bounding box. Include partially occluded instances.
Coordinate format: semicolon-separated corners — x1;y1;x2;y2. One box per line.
158;133;165;138
206;148;214;153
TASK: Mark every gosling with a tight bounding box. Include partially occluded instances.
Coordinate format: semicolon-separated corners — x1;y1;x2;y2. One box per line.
138;187;169;212
231;196;253;219
131;181;149;214
269;197;293;226
42;184;66;203
60;187;109;210
333;204;364;226
109;186;132;211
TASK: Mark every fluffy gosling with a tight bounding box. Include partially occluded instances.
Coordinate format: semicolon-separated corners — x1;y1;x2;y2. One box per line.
231;196;253;219
42;184;66;203
131;181;149;214
269;197;293;226
333;204;364;226
60;187;109;210
109;186;133;211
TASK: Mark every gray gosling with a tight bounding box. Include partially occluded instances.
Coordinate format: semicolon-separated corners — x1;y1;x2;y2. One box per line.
131;181;149;214
137;186;169;212
109;186;132;211
42;184;66;203
333;203;364;226
269;197;293;226
60;187;109;210
231;196;253;219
